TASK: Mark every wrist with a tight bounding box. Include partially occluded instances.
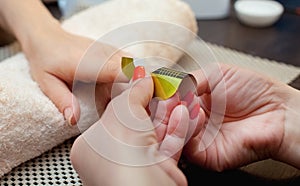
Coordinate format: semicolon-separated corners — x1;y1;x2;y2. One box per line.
0;0;61;53
276;85;300;168
20;18;62;57
17;14;61;52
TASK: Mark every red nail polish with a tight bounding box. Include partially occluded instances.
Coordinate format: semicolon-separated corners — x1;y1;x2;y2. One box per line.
190;103;200;120
183;91;194;106
180;101;187;107
132;66;145;81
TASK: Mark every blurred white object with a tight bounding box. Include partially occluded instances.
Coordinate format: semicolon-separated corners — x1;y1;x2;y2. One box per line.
58;0;107;18
234;0;284;28
183;0;231;20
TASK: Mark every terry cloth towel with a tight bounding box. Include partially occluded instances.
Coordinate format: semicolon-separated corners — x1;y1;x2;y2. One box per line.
0;0;197;177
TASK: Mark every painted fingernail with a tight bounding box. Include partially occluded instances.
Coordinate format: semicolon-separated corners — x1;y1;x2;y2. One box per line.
180;101;187;107
132;66;145;81
190;103;200;120
64;107;75;126
183;91;194;106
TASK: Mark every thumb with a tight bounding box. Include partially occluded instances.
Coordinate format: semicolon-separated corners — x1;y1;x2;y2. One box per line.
37;73;80;126
129;66;154;109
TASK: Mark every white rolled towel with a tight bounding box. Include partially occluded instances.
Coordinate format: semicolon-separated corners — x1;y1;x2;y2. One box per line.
0;0;197;177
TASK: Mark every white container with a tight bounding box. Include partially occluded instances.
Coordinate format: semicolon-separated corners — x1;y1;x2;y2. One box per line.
234;0;284;28
183;0;231;20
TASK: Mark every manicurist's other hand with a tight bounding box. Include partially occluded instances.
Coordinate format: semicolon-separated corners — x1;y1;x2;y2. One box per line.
183;63;300;171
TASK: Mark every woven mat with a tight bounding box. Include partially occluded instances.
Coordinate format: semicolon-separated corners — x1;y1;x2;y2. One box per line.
178;40;300;84
0;41;299;186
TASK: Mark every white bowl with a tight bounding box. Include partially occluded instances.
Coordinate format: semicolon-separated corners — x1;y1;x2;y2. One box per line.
234;0;284;28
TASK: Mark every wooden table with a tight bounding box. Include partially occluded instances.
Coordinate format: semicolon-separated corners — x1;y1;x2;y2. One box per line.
197;3;300;91
197;2;300;67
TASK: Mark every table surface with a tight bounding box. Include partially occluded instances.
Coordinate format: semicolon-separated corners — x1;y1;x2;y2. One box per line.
196;2;300;91
197;2;300;68
44;2;300;185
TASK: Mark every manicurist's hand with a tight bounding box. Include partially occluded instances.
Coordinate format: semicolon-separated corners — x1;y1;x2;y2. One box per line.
70;66;199;186
183;63;300;171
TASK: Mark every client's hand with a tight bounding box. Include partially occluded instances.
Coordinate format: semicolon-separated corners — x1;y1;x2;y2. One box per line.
0;0;128;125
24;27;127;125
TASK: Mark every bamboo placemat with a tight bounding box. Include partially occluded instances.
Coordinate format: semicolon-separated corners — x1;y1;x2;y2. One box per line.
178;40;300;84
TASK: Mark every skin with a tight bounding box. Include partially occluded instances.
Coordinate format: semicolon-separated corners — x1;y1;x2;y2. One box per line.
184;63;300;171
0;0;127;125
70;69;203;186
72;63;299;185
1;0;298;183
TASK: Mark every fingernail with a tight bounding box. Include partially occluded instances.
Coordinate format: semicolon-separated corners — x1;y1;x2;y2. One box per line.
190;103;200;120
132;66;145;81
183;91;194;106
180;101;187;107
64;107;74;126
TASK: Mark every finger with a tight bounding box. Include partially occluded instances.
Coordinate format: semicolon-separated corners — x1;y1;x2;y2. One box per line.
126;66;153;115
75;42;131;83
187;106;206;142
109;65;142;99
37;73;80;126
190;63;227;95
110;82;130;99
183;91;205;139
183;90;199;112
152;94;180;142
182;90;194;106
148;97;159;120
190;69;209;95
159;104;189;163
104;66;156;146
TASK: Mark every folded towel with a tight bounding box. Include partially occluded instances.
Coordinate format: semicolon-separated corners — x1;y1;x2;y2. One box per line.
0;0;197;177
